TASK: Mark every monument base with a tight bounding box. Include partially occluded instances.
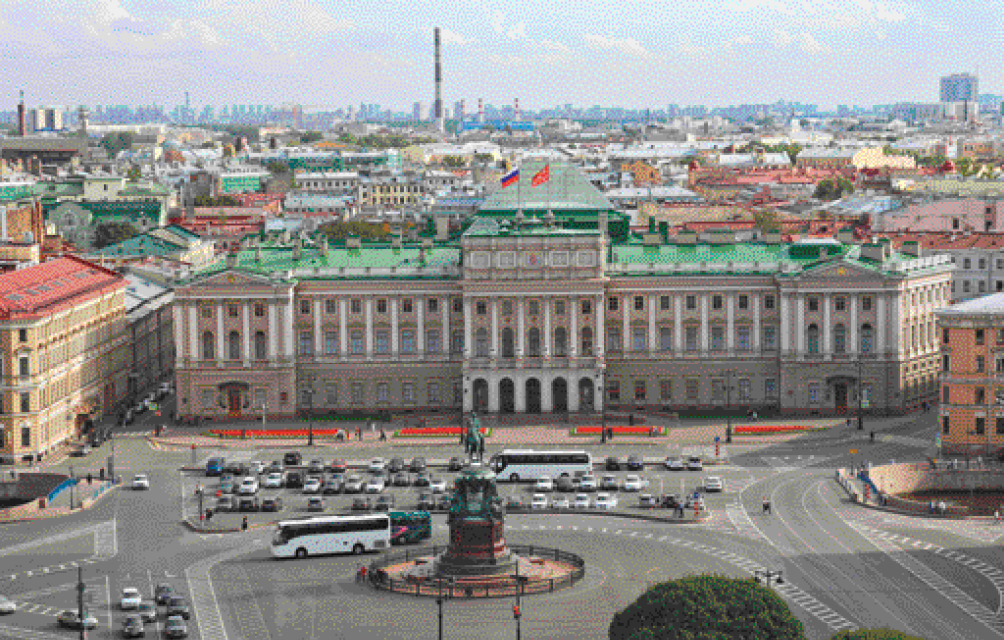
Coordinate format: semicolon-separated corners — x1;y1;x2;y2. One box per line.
435;518;516;577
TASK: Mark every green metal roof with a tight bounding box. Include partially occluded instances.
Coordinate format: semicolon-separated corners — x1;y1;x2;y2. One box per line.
463;216;600;238
93;233;185;257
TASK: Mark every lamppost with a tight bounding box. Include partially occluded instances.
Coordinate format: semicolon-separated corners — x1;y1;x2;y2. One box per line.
436;577;455;640
857;358;865;431
305;382;316;447
725;370;734;444
68;465;75;510
753;570;784;588
968;429;977;511
514;562;529;640
598;382;606;443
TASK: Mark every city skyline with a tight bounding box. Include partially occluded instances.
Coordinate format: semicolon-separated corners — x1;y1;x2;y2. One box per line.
0;0;998;111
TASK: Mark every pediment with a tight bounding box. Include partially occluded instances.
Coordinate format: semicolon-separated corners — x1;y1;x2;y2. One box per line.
189;269;279;290
796;259;882;285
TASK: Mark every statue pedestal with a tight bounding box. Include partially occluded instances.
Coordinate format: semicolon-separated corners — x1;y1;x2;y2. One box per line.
435;518;516;577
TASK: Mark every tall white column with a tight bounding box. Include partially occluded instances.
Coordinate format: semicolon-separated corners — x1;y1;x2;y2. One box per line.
464;298;473;358
822;294;832;354
796;294;805;355
648;294;656;355
417;297;425;356
365;298;373;358
339;299;348;356
850;294;859;355
491;299;499;357
268;303;278;359
391;298;399;356
726;294;735;352
517;298;525;357
544;299;552;357
442;297;450;356
622;300;630;354
753;294;761;352
700;294;709;352
243;302;251;364
216;305;224;362
188;305;198;359
780;294;791;354
284;301;294;358
674;296;682;353
313;300;322;356
596;295;605;358
570;299;578;357
877;293;887;354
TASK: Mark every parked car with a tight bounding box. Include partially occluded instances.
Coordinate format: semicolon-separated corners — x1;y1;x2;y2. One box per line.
429;477;447;494
248;460;265;475
219;480;236;495
343;475;364;493
638;493;659;509
448;456;465;472
303;478;322;494
505;495;525;510
205;457;225;476
417;492;435;510
622;475;647;492
136;601;157;623
387;457;406;473
214;495;235;512
352;496;373;511
599;475;619;491
626;455;645;471
595;493;618;510
237;496;260;512
155;583;175;606
661;494;682;509
375;494;396;511
557;476;578;492
703;476;725;492
322;478;344;495
664;457;685;471
57;610;98;630
0;595;16;614
392;472;411;487
573;494;592;509
551;496;570;509
283;452;303;467
531;493;549;509
307;459;325;475
120;587;142;610
262;472;284;489
410;456;427;472
413;473;431;487
132;474;150;490
285;471;305;489
223;461;245;476
238;477;259;495
260;497;284;512
687;456;703;471
368;458;387;473
307;497;325;512
265;461;285;475
164;615;188;638
327;459;348;474
605;456;622;471
166;596;191;620
579;476;597;492
365;478;386;494
69;444;91;457
435;494;452;511
123;613;146;637
535;476;554;492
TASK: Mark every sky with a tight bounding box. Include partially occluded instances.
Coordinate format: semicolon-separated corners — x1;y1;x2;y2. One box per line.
0;0;1001;111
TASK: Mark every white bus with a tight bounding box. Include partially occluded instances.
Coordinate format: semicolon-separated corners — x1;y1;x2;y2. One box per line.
271;514;391;559
488;449;593;482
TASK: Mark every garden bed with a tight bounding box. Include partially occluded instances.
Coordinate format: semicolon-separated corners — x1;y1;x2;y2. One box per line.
206;428;347;439
394;426;493;438
733;425;816;435
569;426;666;436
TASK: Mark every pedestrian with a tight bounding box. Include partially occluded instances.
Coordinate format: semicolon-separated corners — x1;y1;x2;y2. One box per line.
479;438;485;460
629;414;635;426
846;418;852;428
206;508;213;521
99;467;105;481
379;429;387;442
370;419;375;435
929;500;935;514
762;497;771;515
938;501;946;515
995;510;1001;525
87;472;92;485
600;428;607;444
357;425;362;441
870;431;875;443
242;515;248;531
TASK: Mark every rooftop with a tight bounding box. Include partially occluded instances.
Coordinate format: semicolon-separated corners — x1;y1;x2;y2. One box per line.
479;161;615;213
936;293;1004;317
0;256;124;319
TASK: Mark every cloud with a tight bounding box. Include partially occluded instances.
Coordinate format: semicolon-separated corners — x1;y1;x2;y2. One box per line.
439;28;472;46
772;28;832;54
582;33;652;59
506;21;527;39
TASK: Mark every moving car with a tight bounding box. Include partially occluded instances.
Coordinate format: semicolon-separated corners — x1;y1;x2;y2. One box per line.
579;476;597;492
0;595;16;614
352;496;373;511
265;461;285;474
239;477;259;495
375;494;396;511
387;457;406;473
285;471;304;489
165;615;188;638
306;497;324;512
664;457;686;471
260;497;284;512
307;459;325;475
327;459;348;474
622;475;647;492
120;587;142;610
551;496;570;509
595;493;618;510
557;476;578;492
248;460;265;475
599;475;619;491
638;493;659;509
429;477;447;494
604;456;622;471
626;455;645;471
136;601;157;623
262;472;284;489
57;610;98;630
448;456;465;471
364;477;386;494
219;480;236;495
392;472;411;487
703;476;725;492
343;475;364;493
417;493;435;510
322;478;344;494
237;496;260;512
283;452;303;467
573;494;592;509
155;583;174;605
166;596;191;620
505;495;525;510
410;457;427;472
413;473;431;487
368;458;386;473
132;474;150;490
69;444;91;457
122;614;145;637
303;478;322;494
205;457;225;476
531;493;549;509
687;456;703;471
534;476;554;492
214;495;235;512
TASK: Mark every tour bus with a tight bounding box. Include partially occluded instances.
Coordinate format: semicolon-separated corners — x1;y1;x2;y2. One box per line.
389;511;433;545
271;514;390;559
488;449;593;482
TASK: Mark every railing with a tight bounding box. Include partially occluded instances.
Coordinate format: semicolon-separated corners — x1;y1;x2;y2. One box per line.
46;477;77;504
367;544;586;599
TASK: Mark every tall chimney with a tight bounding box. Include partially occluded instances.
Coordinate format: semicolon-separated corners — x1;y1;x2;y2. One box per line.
434;27;444;134
17;90;26;137
478;98;484;123
515;97;520;121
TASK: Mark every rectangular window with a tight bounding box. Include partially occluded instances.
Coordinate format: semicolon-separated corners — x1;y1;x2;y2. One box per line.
21;427;30;448
427;298;439;313
808;383;821;404
427;330;441;353
607;381;620;403
452;330;464;354
736;326;751;351
976;387;986;404
201;307;212;319
711;326;724;350
228;304;238;318
943;386;950;404
712;295;723;310
660;379;672;401
201;389;214;408
347;383;362;405
20;392;29;413
375;331;389;353
712;378;725;402
942;416;950;434
555;300;566;315
632;328;646;351
976;417;986;435
351;331;364;354
686;378;699;402
608;297;619;312
402;383;414;403
582;300;592;315
738;379;751;403
351;299;362;314
764;295;775;310
453;298;463;313
325;331;338;354
686;295;697;310
977;329;986;345
325;300;337;314
528;300;539;316
808;297;819;312
942;355;951;372
660;327;673;351
607;329;622;352
765;379;777;398
377;299;388;314
401;330;415;353
299;332;313;356
19;357;28;377
255;388;267;408
634;296;644;311
634;380;647;401
476;301;487;315
943;328;950;344
255;303;266;317
997;417;1004;435
402;299;413;313
977;356;986;373
862;296;872;311
835;297;846;311
964;281;972;293
18;328;27;342
685;327;698;352
660;296;670;311
964;258;971;269
325;386;337;406
428;382;441;404
763;326;777;350
998;329;1004;345
738;295;748;310
377;382;390;403
280;391;289;405
299;300;310;314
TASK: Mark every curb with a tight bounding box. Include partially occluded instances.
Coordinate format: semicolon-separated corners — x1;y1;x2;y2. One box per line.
0;482;119;525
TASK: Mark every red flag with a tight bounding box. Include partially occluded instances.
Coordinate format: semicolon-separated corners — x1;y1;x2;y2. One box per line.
531;164;550;187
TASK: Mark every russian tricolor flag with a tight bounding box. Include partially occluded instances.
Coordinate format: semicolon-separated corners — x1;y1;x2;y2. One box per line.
501;168;520;188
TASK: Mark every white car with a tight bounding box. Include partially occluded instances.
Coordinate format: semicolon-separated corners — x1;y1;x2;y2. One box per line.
131;474;150;490
703;476;725;492
535;476;554;492
365;478;386;494
368;458;386;473
303;478;322;494
573;493;592;509
249;460;265;475
0;595;17;614
579;476;597;492
429;477;447;494
551;496;570;509
262;472;283;488
119;587;142;610
595;493;618;510
664;457;686;471
687;457;704;471
531;493;549;509
238;477;259;495
622;475;647;492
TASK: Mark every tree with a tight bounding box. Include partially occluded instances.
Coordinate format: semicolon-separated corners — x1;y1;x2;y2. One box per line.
754;208;782;232
814;178;854;201
126;165;142;181
100;132;134;158
442;156;467;168
828;629;928;640
93;221;140;250
609;575;805;640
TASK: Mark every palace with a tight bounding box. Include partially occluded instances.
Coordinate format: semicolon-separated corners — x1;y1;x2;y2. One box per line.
173;163;952;421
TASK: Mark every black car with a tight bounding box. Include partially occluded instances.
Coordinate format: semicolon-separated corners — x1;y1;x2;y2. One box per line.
260;497;284;512
413;472;431;487
448;456;464;472
638;494;659;509
283;452;303;467
224;461;245;475
352;496;373;511
154;583;175;605
237;496;260;512
626;455;645;471
660;494;682;509
435;494;452;511
410;457;427;472
166;597;191;620
417;492;435;510
387;457;406;473
605;456;622;471
322;478;343;494
375;494;396;511
285;471;304;489
556;476;577;493
327;459;348;474
392;472;411;487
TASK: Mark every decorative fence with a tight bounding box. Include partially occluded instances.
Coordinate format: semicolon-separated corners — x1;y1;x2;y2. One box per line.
46;477;77;504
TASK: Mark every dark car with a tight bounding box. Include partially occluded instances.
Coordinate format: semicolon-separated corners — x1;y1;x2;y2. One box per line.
435;494;452;511
322;477;344;494
626;455;645;471
122;613;146;637
387;457;406;473
660;494;682;509
224;461;245;475
260;497;284;512
448;456;464;472
605;456;622;471
307;497;324;512
307;458;325;474
410;456;427;472
327;459;348;474
392;472;411;487
57;610;98;630
417;492;435;510
352;496;373;511
413;472;431;487
238;496;260;512
214;495;235;512
154;583;174;605
375;494;396;512
505;495;525;510
166;597;191;620
283;452;303;467
164;615;188;638
638;494;659;509
285;471;305;489
556;476;577;492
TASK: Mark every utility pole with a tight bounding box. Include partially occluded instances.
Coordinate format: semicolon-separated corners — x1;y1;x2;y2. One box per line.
69;466;75;510
77;566;85;640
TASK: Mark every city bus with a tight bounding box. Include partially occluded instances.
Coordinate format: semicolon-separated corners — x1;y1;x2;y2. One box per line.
270;514;390;559
488;449;593;482
389;511;433;545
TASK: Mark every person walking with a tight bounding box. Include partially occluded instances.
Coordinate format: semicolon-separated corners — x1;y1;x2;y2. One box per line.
357;425;363;441
242;515;248;531
762;497;771;515
995;509;1001;525
379;428;387;442
479;437;485;460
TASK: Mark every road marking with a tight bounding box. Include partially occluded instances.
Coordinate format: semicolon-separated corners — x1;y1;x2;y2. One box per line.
0;623;66;639
186;539;265;640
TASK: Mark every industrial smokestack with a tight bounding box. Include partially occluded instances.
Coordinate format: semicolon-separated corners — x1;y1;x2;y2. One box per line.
17;90;25;137
478;98;484;123
515;98;520;121
434;28;444;133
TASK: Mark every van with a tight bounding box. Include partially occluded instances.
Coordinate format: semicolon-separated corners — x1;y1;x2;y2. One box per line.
205;458;225;477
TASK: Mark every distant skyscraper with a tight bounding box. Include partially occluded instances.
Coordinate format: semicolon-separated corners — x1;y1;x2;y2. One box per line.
940;73;979;103
413;101;423;122
454;100;464;122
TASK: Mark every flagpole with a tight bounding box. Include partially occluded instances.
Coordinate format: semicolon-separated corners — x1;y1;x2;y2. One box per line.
518;163;522;215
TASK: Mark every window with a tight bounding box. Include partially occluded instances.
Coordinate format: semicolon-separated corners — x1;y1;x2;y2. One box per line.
427;298;439;313
977;356;986;373
528;300;539;316
808;383;821;404
428;382;441;404
475;328;489;357
377;382;390;403
712;379;725;402
660;327;673;351
375;331;389;354
20;392;30;413
738;379;751;403
942;354;950;372
980;258;987;269
763;326;777;350
351;331;364;354
401;330;415;353
686;295;697;310
835;297;846;312
229;331;241;360
402;299;413;313
738;294;748;310
325;300;336;314
299;331;313;356
554;327;568;356
976;417;986;435
764;295;775;310
255;302;266;317
998;329;1004;345
737;326;751;351
452;298;463;313
980;281;987;293
351;299;362;314
685;326;698;352
201;307;212;319
325;385;337;406
997;417;1004;435
862;296;872;311
402;382;414;403
501;300;513;315
21;426;30;447
632;327;646;352
964;281;972;293
582;300;592;315
712;295;723;310
964;258;972;269
351;382;364;404
581;327;594;355
942;416;950;434
18;356;28;377
202;331;215;359
808;297;819;312
325;331;337;355
660;379;672;401
300;300;310;314
201;389;214;408
806;324;819;353
608;297;619;312
453;380;463;405
711;326;724;351
476;301;487;316
377;299;388;314
685;379;699;402
976;387;986;404
230;304;239;317
452;330;464;354
606;329;622;352
976;329;985;345
765;379;777;398
634;380;647;401
427;330;441;353
943;386;950;404
554;300;566;316
861;324;874;354
833;324;846;354
660;296;670;311
634;296;644;311
943;328;950;344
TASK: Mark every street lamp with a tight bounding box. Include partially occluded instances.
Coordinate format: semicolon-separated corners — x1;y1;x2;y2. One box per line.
306;383;316;447
753;570;784;588
436;577;455;640
514;561;529;640
857;358;865;431
968;429;977;511
725;370;734;444
598;382;606;443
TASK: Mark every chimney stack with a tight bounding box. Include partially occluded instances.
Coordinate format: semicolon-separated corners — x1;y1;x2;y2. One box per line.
478;98;484;123
434;28;444;134
515;97;520;121
17;90;26;137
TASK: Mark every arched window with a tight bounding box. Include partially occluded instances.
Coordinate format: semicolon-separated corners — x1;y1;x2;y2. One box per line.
202;331;215;360
228;331;241;360
806;324;819;354
861;324;874;354
581;327;594;356
528;327;541;357
475;328;489;357
554;327;567;356
833;324;846;354
255;331;267;360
